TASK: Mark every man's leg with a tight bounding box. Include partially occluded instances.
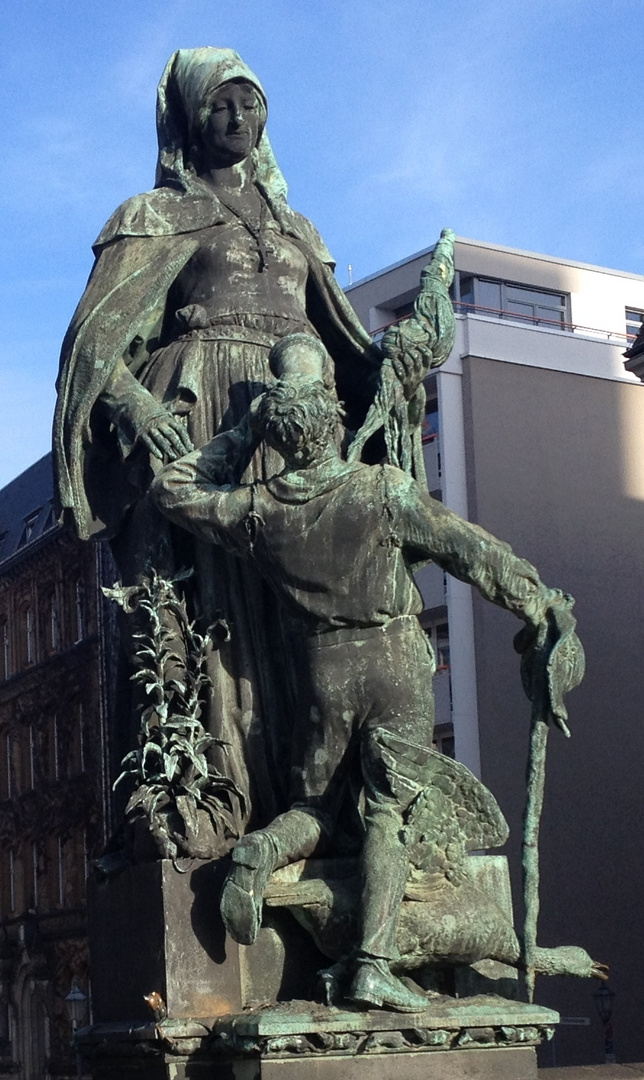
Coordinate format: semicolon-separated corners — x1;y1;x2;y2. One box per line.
347;625;436;1010
220;808;325;944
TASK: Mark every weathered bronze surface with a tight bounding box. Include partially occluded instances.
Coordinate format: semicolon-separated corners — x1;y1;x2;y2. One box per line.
53;47;393;841
147;327;599;1009
55;47;604;1068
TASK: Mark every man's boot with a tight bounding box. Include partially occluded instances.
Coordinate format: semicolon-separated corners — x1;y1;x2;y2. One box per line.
220;832;277;945
348;956;431;1012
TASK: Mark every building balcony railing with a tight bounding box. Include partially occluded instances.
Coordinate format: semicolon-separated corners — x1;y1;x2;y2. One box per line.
371;306;630;345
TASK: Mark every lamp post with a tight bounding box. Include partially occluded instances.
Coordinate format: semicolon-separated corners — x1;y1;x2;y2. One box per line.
593;983;616;1065
64;981;87;1080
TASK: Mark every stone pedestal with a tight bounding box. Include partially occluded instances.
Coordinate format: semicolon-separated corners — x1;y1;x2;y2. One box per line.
88;858;327;1022
78;997;557;1078
84;858;557;1078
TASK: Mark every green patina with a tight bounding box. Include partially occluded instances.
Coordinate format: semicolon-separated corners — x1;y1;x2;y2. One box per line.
57;46;604;1023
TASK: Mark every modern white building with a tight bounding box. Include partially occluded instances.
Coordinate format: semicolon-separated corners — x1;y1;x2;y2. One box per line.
348;238;644;1066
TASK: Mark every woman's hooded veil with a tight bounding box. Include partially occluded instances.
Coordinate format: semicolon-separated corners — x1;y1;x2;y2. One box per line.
155;47;288;206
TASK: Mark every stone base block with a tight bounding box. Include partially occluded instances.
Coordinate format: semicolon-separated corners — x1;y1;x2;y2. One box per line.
85;1046;537;1080
78;997;557;1079
258;1047;538;1079
88;859;326;1022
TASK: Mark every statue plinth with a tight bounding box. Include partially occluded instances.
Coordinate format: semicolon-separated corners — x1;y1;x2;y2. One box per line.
57;44;596;1077
84;858;557;1079
88;858;327;1022
77;999;556;1079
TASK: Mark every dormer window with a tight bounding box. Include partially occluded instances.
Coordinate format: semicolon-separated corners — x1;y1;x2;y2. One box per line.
19;510;41;547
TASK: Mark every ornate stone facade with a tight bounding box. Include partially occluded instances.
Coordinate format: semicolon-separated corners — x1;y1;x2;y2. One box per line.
0;454;114;1079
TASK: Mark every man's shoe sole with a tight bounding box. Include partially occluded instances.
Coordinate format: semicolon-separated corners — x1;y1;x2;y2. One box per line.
220;835;276;945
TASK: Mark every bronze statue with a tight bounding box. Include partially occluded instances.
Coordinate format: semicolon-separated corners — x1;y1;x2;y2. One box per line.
149;334;597;1011
55;49;604;1026
53;48;440;838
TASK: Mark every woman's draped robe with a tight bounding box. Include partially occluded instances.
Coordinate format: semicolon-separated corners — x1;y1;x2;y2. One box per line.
54;184;422;833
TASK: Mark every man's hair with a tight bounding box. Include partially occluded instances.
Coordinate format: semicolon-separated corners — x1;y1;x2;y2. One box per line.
268;334;331;382
257;380;344;457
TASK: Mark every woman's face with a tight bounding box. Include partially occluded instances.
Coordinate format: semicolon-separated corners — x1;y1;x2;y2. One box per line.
200;81;261;168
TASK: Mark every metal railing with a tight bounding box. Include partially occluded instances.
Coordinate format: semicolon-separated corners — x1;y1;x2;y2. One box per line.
371;304;630;344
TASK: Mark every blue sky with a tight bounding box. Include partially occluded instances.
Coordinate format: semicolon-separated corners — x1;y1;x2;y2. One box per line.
1;0;642;487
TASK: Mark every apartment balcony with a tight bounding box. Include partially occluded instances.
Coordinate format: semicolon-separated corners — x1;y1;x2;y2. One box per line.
455;310;634;383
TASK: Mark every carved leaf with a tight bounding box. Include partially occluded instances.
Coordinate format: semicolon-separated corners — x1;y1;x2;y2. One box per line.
175;794;199;836
101;583;142;612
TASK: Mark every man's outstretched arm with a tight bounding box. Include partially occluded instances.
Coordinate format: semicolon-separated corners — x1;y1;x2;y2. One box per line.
426;502;584;715
388;467;567;629
387;467;584;727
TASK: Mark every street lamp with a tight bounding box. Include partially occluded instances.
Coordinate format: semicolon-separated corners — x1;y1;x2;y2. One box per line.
593;983;616;1065
64;981;87;1080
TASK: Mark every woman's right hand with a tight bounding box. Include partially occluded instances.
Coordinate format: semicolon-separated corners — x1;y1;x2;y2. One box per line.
99;357;195;461
135;411;194;461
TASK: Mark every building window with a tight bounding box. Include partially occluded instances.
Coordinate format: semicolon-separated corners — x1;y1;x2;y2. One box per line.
29;724;36;789
433;724;455;759
49;594;60;652
0;619;9;680
455;274;568;329
74;579;85;642
392;299;415;321
57;836;65;906
32;842;39;909
424;618;453;730
0;986;10;1052
5;732;12;799
422;395;439;444
626;308;644;345
83;827;89;883
79;704;85;771
52;715;59;780
9;848;16;912
25;607;35;665
426;620;450;671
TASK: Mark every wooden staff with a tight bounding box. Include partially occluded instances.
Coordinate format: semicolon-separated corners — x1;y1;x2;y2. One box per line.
520;599;579;1003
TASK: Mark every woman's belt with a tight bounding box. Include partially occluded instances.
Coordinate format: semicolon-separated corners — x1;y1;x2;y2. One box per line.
171;308;316;349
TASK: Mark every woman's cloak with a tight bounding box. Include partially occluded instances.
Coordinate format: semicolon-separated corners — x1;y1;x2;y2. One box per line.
53;185;382;540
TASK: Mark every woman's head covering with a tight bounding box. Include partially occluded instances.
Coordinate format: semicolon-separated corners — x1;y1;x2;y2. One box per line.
155;47;288;203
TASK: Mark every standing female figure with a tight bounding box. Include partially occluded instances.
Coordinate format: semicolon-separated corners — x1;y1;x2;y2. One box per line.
54;48;422;841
